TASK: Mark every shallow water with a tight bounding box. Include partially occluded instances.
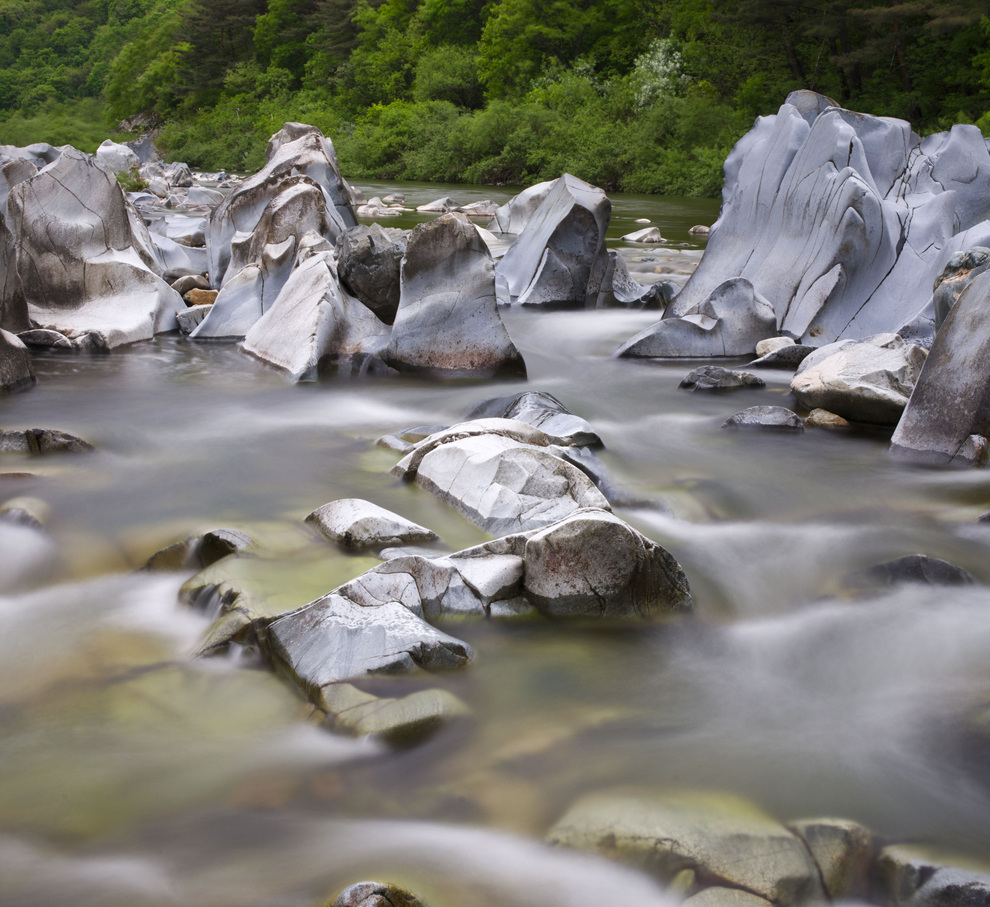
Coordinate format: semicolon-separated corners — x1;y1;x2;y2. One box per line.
3;186;990;905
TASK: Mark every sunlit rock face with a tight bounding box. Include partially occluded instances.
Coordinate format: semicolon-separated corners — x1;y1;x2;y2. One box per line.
625;90;990;354
1;149;180;347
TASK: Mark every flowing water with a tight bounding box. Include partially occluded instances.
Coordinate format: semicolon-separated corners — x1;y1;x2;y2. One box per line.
4;182;990;906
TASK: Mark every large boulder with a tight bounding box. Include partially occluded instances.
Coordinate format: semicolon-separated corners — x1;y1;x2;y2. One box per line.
487;178;558;234
791;333;927;425
495;174;610;308
336;223;407;324
0;330;34;392
240;249;389;381
1;149;180;347
206;122;356;290
391;418;609;535
384;213;525;377
94;139;139;174
617;91;990;355
616;278;776;358
890;269;990;465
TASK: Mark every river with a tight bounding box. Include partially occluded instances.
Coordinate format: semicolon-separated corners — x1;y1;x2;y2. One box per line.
3;181;990;906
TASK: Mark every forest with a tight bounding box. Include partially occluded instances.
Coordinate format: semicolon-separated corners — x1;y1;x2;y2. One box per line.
0;0;988;195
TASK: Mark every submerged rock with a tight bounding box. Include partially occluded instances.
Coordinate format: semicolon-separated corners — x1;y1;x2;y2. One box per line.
464;391;602;448
384;213;525;378
306;498;438;549
721;406;804;431
844;554;976;592
495;174;610;308
679;366;765;392
791;333;926;425
330;881;428;907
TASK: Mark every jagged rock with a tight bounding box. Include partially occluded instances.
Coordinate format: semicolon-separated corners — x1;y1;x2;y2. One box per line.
843;554;975;592
0;330;34;392
124;134;160;165
306;498;438;548
747;344;816;369
146;527;252;572
722;406;804;431
318;683;468;747
616;277;777;358
892;270;990;465
932;247;990;329
629;91;990;349
336;223;407;324
206;122;356;292
487;179;558;234
679;366;765;392
464;392;602;448
330;881;428;907
804;408;850;429
175;304;212;334
94;140;139;174
595;251;669;308
265;596;473;693
384;213;525;377
548;790;826;906
0;427;93;454
241;250;389;382
495;174;610;308
622;227;664;243
391;418;609;535
141;160;194;189
787;819;875;901
791;333;926;424
416;196;457;212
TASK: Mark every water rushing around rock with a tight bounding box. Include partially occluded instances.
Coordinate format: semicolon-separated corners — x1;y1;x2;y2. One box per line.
4;184;990;905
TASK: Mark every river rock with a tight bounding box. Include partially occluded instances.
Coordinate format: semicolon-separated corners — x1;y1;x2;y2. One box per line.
488;179;558;234
595;250;669;308
0;495;49;530
330;880;428;907
150;215;207;248
548;790;826;906
616;278;777;358
623;91;990;352
844;554;975;592
146;527;252;572
0;156;37;221
95;139;139;174
416;196;457;213
890;270;990;465
787;818;875;901
679;366;765;392
391;418;609;535
791;333;926;424
747;344;816;369
265;596;473;694
183;288;217;306
722;406;804;431
1;149;181;346
495;174;610;308
241;250;390;382
0;427;93;454
383;213;525;377
804;408;850;429
457;200;497;218
175;304;212;334
336;223;407;324
622;227;664;243
689;225;711;236
0;330;34;392
206;122;356;291
16;328;74;351
932;247;990;329
876;845;990;907
306;498;438;548
755;337;795;357
464;392;602;448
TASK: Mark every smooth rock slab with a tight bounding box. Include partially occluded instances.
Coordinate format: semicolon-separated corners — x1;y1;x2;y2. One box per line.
384;213;525;377
721;406;804;431
791;333;926;425
548;790;826;906
265;596;472;694
306;498;438;548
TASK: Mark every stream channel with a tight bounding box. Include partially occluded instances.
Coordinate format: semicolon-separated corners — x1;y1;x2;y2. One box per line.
4;181;990;906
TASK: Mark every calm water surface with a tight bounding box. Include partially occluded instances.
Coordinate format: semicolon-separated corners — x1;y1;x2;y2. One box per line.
3;185;990;906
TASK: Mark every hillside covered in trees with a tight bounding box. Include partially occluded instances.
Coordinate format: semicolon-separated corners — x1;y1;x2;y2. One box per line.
1;0;988;195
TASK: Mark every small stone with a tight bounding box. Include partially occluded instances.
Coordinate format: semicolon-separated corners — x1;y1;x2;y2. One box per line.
17;329;74;351
804;408;850;429
330;880;427;907
183;288;218;306
721;406;804;431
305;498;439;549
171;274;211;295
679;366;765;392
755;336;796;357
622;227;665;243
635;218;651;224
688;225;711;235
845;554;975;591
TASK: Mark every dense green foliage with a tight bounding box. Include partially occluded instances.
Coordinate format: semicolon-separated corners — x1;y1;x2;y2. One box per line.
1;0;988;194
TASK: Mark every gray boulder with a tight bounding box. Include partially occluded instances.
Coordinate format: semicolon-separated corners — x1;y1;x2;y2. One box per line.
384;213;525;377
495;174;610;308
679;366;765;392
890;268;990;465
206;122;356;290
175;304;212;334
336;223;407;324
791;333;927;424
876;845;990;907
240;249;389;382
787;819;875;901
722;406;804;431
932;246;990;329
1;149;180;347
623;91;990;352
616;278;777;358
595;250;669;309
16;328;74;351
391;418;609;535
0;330;34;392
547;791;826;906
306;498;438;548
487;178;558;234
747;344;816;369
464;391;602;448
94;139;139;174
150;215;207;248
